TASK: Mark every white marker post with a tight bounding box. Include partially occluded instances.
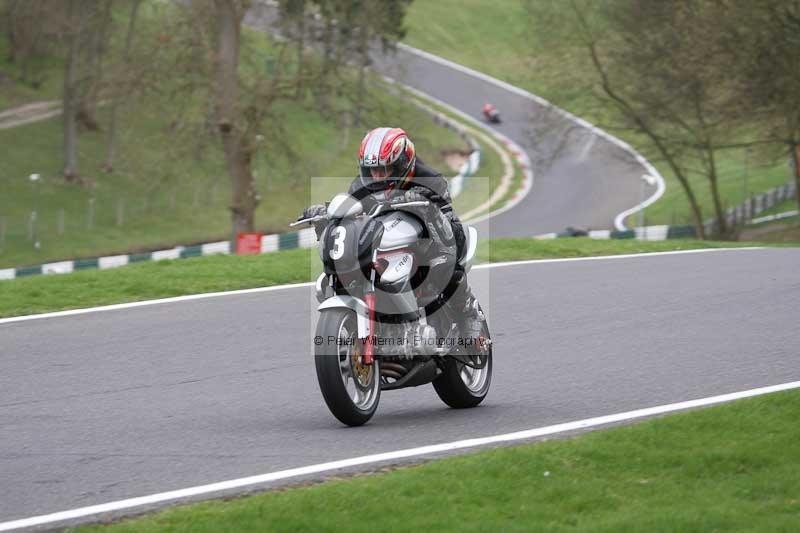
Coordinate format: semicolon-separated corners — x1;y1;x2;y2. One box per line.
29;173;41;249
639;174;658;240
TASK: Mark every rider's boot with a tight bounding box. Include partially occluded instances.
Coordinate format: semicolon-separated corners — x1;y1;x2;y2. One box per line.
448;270;485;354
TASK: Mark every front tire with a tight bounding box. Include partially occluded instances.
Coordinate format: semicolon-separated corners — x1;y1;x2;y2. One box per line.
433;311;492;408
315;308;380;426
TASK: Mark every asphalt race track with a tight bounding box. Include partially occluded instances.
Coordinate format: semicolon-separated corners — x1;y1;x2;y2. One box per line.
376;44;655;237
1;14;798;529
2;248;799;527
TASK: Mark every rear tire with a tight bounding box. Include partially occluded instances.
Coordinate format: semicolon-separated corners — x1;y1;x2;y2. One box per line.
315;308;380;426
433;311;492;408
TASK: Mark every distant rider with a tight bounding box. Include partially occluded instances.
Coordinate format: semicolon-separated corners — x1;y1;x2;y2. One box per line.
482;103;499;122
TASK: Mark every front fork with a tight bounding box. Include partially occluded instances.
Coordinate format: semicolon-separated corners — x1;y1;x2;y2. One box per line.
362;292;376;365
362;259;377;366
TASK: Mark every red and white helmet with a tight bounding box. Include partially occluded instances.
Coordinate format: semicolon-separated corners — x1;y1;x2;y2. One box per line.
358;127;416;185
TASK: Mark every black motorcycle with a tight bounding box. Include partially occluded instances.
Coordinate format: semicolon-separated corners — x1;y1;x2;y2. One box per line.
292;193;492;426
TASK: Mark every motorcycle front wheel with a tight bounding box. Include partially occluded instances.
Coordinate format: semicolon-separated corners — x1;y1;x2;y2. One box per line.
315;308;381;426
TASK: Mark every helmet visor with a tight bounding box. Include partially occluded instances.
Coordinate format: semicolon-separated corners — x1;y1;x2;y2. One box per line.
361;164;398;180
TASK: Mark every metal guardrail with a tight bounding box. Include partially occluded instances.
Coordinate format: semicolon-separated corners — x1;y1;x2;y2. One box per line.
705;181;797;235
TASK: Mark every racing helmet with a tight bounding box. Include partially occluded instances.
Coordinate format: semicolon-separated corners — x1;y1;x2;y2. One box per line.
357;127;416;186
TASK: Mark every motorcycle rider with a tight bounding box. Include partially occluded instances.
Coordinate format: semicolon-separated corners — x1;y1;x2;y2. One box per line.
300;127;484;345
482;102;499;123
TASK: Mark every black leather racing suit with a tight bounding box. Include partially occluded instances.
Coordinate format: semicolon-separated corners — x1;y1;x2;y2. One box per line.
346;158;467;262
347;158;474;315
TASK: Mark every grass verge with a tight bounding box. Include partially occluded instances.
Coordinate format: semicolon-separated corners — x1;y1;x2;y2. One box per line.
479;237;763;264
0;238;781;319
74;387;800;532
739;220;800;244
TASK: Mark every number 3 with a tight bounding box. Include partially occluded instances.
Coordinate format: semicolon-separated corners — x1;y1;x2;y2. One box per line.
330;226;346;260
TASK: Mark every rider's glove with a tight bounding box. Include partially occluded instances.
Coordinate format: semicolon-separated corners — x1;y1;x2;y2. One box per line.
300;203;326;221
403;188;427;204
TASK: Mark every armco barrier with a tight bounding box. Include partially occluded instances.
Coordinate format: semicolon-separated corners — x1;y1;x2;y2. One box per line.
0;226;320;281
705;181;797;234
535;224;697;241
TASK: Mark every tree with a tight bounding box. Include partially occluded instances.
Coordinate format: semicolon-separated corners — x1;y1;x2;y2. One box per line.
524;0;766;238
343;0;412;126
211;0;302;237
599;0;750;237
213;0;254;236
276;0;307;98
104;0;144;171
76;0;113;132
61;0;84;183
59;0;111;182
0;0;61;87
275;0;412;122
168;0;415;238
721;0;800;213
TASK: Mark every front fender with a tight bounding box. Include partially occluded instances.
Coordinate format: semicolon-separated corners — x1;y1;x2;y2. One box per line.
318;295;371;338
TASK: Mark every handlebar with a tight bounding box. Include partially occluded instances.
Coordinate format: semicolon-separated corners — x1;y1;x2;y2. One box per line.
289;215;325;227
290;199;431;226
388;200;430;209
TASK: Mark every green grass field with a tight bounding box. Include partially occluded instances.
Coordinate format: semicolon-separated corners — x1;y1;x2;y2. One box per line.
739;219;800;243
404;0;796;227
73;386;800;532
0;238;776;319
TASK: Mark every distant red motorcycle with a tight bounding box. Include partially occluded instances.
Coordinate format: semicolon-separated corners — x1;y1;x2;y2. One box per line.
482;103;501;124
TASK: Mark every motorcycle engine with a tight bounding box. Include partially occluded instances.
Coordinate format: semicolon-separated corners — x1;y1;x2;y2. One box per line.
408;324;438;358
378;323;438;359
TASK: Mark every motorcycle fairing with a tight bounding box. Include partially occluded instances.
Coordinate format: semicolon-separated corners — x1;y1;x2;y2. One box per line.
321;217;382;275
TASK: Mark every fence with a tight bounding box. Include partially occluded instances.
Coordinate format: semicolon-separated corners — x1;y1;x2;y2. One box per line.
705;181;797;235
0;179;227;258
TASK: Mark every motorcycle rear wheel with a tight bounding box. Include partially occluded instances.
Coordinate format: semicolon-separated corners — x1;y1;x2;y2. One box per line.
433;311;492;408
315;308;381;426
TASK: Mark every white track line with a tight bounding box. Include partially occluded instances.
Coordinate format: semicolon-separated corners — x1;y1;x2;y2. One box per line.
614;174;667;232
2;379;798;531
0;247;765;326
396;42;666;231
749;210;799;225
471;246;764;270
0;282;314;325
577;132;596;161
